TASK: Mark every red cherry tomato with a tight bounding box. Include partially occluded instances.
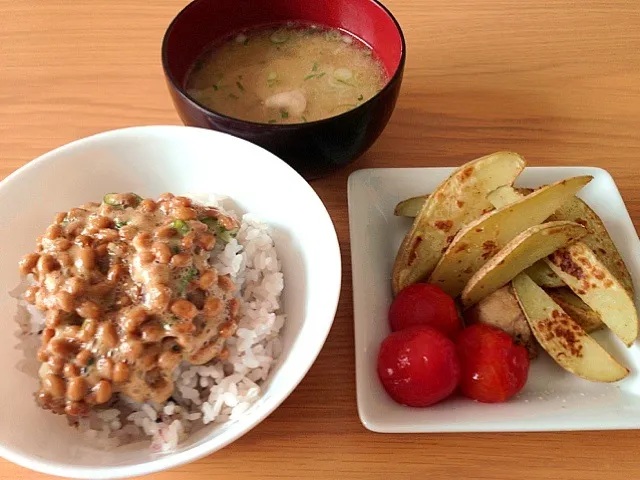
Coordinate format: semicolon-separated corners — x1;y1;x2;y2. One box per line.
456;323;529;403
389;283;462;339
377;326;460;407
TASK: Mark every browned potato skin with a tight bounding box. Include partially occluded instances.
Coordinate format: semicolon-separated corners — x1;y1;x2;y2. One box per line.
460;220;587;309
513;273;629;382
546;287;604;333
546;242;638;346
551;197;634;297
463;285;538;358
392;152;526;294
429;176;593;297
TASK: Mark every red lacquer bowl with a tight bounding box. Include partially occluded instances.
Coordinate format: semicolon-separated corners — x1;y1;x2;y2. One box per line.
162;0;405;179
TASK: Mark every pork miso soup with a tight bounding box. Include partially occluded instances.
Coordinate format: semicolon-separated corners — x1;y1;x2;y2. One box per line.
185;24;388;124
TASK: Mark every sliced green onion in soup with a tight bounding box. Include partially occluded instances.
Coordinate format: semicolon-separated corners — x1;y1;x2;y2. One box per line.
270;29;290;44
333;68;353;82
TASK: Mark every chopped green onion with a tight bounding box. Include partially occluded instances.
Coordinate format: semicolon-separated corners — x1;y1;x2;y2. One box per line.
170;219;190;235
301;116;308;122
236;81;245;92
178;266;199;295
170;244;181;254
312;62;319;72
103;193;120;206
317;72;326;79
357;94;364;101
270;29;290;44
212;75;223;91
336;78;355;87
201;217;239;243
268;119;277;124
114;219;129;229
103;193;142;209
304;74;317;81
280;109;289;119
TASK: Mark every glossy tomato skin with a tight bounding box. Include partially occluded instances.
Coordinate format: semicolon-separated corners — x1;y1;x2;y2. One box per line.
456;323;530;403
389;283;462;339
377;326;461;407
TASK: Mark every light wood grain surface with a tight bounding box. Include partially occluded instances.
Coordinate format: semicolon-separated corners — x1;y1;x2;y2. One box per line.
1;0;640;478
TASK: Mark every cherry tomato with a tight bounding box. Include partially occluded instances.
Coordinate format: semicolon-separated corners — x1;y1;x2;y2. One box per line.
377;326;460;407
456;323;529;403
389;283;462;339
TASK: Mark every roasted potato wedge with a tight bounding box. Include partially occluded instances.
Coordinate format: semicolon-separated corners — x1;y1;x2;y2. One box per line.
394;188;533;218
513;273;629;382
489;185;634;295
394;195;427;217
428;175;593;297
553;197;634;296
463;285;537;358
461;221;587;308
525;262;565;288
546;243;639;346
546;287;604;333
391;152;526;294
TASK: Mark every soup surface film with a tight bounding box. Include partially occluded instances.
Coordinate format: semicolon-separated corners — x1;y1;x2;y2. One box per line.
185;24;388;124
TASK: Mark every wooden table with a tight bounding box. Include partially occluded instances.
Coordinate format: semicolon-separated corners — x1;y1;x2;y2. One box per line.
1;1;639;478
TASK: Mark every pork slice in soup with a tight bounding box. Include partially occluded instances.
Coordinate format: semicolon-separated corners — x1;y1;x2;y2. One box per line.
185;24;388;124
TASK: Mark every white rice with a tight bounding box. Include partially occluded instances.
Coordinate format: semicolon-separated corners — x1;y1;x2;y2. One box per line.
17;194;285;452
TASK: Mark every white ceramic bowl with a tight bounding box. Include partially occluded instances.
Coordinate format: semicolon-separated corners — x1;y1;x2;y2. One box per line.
0;126;341;478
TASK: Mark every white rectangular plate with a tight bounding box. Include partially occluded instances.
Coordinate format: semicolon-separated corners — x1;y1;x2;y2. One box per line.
348;166;640;433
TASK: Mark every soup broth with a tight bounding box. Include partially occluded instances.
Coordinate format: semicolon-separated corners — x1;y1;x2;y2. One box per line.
185;24;388;124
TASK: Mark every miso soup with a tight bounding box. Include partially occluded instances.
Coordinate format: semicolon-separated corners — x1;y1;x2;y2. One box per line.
185;24;388;124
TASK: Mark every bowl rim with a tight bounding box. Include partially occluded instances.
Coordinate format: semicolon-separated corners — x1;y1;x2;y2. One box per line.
0;125;342;479
161;0;407;129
